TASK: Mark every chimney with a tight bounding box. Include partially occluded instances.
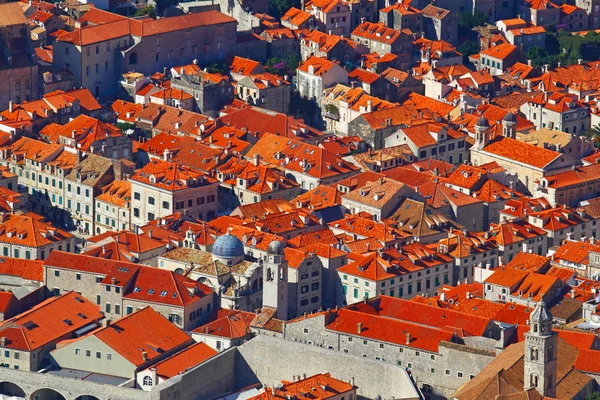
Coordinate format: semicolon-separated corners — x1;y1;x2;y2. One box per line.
102;319;111;328
8;101;13;113
72;129;77;138
151;367;158;385
148;229;153;239
253;153;260;166
405;332;411;344
0;337;5;347
142;351;148;361
357;322;363;333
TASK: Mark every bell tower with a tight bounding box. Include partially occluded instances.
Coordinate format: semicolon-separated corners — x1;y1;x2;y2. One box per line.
502;111;517;139
262;240;289;320
524;300;557;398
473;116;490;150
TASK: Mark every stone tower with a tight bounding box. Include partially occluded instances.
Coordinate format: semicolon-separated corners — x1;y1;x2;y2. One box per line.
524;300;557;398
502;111;517;139
473;116;490;151
262;240;289;320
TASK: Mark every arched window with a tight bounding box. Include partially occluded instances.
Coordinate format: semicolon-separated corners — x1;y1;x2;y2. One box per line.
143;376;153;387
533;323;538;333
130;53;138;65
531;347;538;361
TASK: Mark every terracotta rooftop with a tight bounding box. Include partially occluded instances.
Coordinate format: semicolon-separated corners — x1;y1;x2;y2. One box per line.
0;291;103;351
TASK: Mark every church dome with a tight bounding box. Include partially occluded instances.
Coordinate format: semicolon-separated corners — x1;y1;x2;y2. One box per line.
503;111;517;122
530;300;553;323
268;240;284;255
476;116;490;128
212;233;244;259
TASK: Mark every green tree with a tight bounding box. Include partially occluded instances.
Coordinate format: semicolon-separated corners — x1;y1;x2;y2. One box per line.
459;11;487;31
205;63;228;74
269;0;300;20
457;40;480;63
584;124;600;148
584;393;600;400
117;122;136;134
135;5;155;17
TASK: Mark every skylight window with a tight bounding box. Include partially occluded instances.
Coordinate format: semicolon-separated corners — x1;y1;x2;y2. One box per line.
148;289;155;295
160;290;167;296
133;287;141;293
23;321;38;330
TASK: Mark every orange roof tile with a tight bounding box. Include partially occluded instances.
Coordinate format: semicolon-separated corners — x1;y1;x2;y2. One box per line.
131;158;217;191
0;291;103;351
249;133;358;180
480;43;517;60
0;257;44;281
152;341;217;379
298;56;339;76
0;213;72;249
251;373;353;400
92;307;191;366
352;21;401;45
482;137;560;168
193;309;255;339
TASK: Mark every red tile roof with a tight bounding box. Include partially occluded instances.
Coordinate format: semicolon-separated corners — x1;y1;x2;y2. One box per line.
327;308;455;352
151;341;217;379
480;43;517;60
482;219;547;246
482;137;560;169
292;185;341;210
297;56;339;76
484;267;562;301
0;213;72;249
193;308;255;339
0;257;44;281
131;158;217;191
281;7;312;26
249;133;358;180
92;307;191;366
250;373;354;400
216;156;298;194
230;56;263;76
0;291;103;351
58;10;236;46
352;21;401;45
218;105;323;140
